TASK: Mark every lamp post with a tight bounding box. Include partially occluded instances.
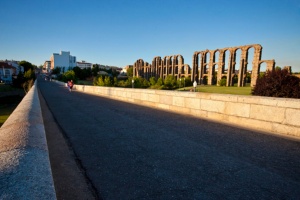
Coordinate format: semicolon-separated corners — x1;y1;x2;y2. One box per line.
183;77;185;90
179;78;181;89
193;81;197;92
132;79;134;88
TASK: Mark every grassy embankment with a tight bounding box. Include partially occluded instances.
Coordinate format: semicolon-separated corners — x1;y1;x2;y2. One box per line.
0;84;24;127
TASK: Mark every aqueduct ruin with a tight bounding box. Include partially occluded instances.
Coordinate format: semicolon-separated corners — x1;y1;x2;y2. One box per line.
133;44;275;87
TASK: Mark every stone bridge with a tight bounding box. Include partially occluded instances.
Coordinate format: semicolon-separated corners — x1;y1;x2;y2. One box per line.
1;79;300;199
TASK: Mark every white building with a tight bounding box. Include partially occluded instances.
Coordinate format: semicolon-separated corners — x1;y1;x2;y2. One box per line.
50;51;76;73
77;60;92;69
43;61;51;73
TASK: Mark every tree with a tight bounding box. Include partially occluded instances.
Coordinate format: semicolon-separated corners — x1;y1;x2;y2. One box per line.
92;64;100;76
73;66;83;79
156;78;163;86
93;75;104;86
24;69;36;80
104;76;112;86
149;77;156;86
164;75;177;89
127;66;133;77
62;70;76;82
52;67;61;74
19;60;34;72
252;68;300;98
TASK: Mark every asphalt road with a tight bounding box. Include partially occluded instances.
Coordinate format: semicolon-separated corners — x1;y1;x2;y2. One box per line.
38;78;300;200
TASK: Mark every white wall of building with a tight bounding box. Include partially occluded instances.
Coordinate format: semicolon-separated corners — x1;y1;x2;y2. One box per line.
50;51;76;72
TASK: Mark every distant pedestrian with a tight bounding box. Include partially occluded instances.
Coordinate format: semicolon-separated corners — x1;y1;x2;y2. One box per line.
67;80;74;92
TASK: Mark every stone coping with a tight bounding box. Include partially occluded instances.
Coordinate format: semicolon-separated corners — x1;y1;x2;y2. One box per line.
0;80;56;199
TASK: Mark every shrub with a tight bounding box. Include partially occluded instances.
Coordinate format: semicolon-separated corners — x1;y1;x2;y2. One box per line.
149;77;156;86
93;75;112;86
218;78;227;86
163;75;177;89
22;79;34;93
252;69;300;98
62;70;76;83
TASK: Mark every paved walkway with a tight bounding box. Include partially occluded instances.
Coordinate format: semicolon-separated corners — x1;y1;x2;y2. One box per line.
38;78;300;199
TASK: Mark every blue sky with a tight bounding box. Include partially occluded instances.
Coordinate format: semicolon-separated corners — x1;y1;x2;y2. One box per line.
1;0;300;71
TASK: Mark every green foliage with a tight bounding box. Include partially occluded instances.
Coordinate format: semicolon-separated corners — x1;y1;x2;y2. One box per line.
149;77;156;86
104;76;112;86
163;75;177;89
72;67;92;80
131;77;149;88
19;60;34;72
22;79;34;93
113;77;118;86
245;73;251;83
13;68;36;93
252;69;300;98
62;70;76;82
232;75;238;84
93;75;104;86
12;72;25;88
157;78;163;86
52;67;61;74
93;75;113;86
218;78;227;86
24;69;36;80
117;80;131;88
184;77;192;87
127;66;133;77
92;64;100;76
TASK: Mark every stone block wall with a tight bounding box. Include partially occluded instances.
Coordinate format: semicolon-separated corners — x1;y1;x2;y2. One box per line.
53;81;300;138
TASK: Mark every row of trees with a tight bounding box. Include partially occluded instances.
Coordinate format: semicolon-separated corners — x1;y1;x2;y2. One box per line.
93;75;193;89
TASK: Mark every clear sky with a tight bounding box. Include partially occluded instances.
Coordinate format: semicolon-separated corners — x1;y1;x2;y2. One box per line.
1;0;300;71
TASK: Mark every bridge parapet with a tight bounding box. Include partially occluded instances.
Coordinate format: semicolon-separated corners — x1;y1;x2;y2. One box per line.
68;82;300;139
0;81;56;199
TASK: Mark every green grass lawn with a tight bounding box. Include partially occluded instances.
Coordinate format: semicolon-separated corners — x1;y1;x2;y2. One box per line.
178;85;252;95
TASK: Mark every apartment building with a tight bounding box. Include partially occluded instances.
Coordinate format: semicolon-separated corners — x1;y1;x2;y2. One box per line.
43;61;51;73
77;60;92;69
50;51;76;72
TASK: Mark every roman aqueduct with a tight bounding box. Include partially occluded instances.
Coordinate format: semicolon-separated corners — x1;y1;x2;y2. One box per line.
133;44;276;87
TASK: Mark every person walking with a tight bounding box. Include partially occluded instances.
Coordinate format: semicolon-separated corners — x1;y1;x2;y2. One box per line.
67;80;74;92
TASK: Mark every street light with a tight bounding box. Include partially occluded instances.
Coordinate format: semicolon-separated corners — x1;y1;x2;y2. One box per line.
183;77;185;90
132;79;134;88
179;78;181;89
193;81;197;92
